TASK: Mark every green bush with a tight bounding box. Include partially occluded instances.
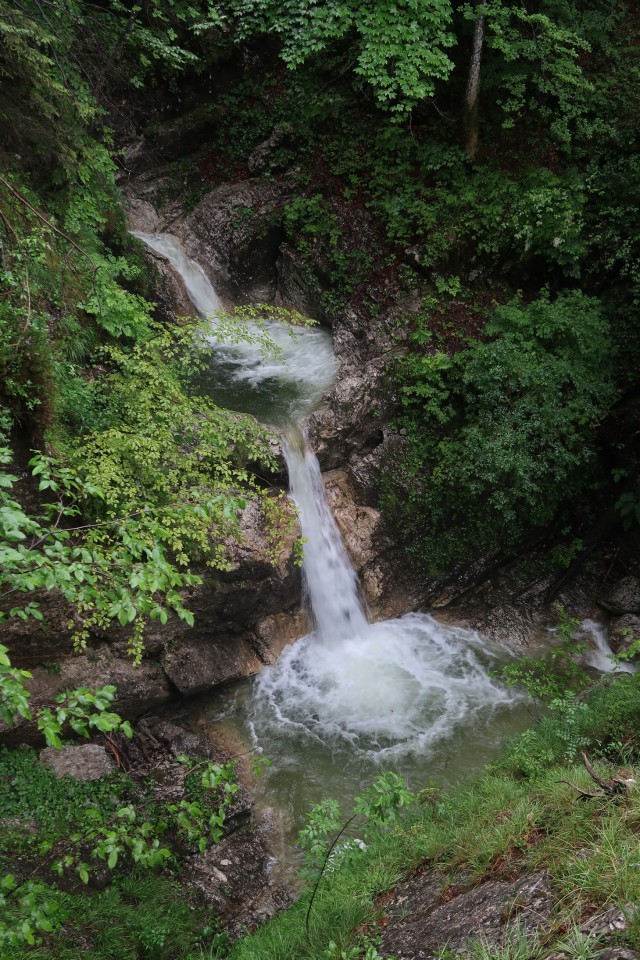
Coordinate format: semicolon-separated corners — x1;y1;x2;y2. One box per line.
382;290;615;571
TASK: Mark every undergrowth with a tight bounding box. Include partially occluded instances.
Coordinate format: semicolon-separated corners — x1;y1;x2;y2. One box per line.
0;747;236;958
8;871;218;960
228;671;640;960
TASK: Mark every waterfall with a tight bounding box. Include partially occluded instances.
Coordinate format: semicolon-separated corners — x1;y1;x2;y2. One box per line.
132;231;337;418
283;427;368;645
133;229;521;761
131;231;222;315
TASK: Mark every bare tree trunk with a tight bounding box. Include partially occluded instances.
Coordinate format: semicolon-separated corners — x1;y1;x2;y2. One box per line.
464;15;485;160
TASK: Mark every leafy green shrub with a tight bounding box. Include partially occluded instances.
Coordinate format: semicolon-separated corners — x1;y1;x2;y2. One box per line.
4;871;211;959
382;290;615;572
498;606;589;703
0;743;240;950
282;194;366;304
496;670;640;780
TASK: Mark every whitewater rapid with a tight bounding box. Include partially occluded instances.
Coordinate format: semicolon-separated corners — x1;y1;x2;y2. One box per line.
132;231;337;418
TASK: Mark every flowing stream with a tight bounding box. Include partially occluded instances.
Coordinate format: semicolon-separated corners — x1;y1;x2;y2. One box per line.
134;231;620;837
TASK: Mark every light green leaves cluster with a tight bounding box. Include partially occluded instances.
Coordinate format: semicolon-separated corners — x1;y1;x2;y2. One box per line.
0;641;131;746
0;876;61;949
36;686;133;750
465;1;594;136
0;447;201;650
0;308;281;658
223;0;455;116
298;773;417;871
352;0;455;113
0;644;32;728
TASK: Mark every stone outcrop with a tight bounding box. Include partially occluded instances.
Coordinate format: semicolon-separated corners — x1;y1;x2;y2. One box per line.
40;743;117;780
600;576;640;616
379;870;555;959
599;577;640;660
186;822;294;941
180;179;289;305
122;175;422;628
305;356;390;472
378;867;637;960
124;168;404;510
608;614;640;655
323;468;422;619
33;716;294;938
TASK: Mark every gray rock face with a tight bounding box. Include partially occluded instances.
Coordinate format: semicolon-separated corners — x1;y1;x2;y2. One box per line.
323;467;420;618
582;902;635;939
545;903;637;960
274;247;329;323
379;870;554;959
348;431;408;508
596;951;639;960
600;576;640;615
27;649;173;716
247;124;293;175
435;566;601;648
141;245;197;322
186;821;294;941
161;636;263;696
182;179;290;304
253;609;309;664
608;614;640;656
40;743;116;780
305;356;392;472
324;468;381;570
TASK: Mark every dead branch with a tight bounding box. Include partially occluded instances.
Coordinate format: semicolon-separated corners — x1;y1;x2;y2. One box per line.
0;174;98;275
559;779;603;799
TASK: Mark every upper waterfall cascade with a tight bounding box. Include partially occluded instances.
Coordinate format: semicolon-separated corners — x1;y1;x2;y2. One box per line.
132;231;337;418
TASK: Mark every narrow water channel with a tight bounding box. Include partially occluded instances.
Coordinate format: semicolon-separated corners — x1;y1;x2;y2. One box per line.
132;231;607;844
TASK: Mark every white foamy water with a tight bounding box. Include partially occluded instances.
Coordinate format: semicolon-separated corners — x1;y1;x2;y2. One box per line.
132;231;337;419
132;231;223;314
250;613;516;760
253;428;518;760
579;618;635;674
284;430;368;643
